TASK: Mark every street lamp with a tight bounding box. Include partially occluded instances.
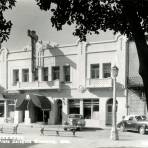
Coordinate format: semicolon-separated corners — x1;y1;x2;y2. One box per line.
110;65;119;140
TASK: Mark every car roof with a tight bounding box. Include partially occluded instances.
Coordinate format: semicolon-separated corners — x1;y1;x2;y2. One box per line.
124;115;145;120
68;114;82;115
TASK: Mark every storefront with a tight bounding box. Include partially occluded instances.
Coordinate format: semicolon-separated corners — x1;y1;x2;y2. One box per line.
2;93;51;124
68;98;100;127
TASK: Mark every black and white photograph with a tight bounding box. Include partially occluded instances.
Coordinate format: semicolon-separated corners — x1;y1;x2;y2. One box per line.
0;0;148;148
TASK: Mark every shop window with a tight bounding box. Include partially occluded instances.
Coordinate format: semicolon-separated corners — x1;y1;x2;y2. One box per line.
84;99;99;119
69;99;80;114
103;63;111;78
0;101;4;117
63;65;70;82
43;67;48;81
13;69;19;85
52;66;60;80
22;69;29;82
91;64;99;79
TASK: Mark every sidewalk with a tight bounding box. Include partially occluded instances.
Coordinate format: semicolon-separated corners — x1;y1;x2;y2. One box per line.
0;124;148;148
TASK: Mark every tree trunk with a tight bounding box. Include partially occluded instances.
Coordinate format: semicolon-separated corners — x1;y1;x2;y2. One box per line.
125;6;148;110
122;1;148;110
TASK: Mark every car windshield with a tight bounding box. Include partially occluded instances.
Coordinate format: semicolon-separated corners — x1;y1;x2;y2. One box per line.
69;114;83;119
135;116;146;121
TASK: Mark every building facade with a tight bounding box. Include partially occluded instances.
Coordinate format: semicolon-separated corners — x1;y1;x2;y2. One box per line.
0;34;147;128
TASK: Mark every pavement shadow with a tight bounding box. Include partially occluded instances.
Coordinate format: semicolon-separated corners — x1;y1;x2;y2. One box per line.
41;134;78;138
0;144;37;148
82;127;103;132
124;130;148;135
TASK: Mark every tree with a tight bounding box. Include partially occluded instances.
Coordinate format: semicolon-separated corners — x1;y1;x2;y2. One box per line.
0;0;16;44
35;0;148;109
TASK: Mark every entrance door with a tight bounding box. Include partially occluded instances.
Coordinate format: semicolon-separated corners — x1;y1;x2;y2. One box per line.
106;104;112;125
106;99;118;125
56;100;62;124
34;106;43;122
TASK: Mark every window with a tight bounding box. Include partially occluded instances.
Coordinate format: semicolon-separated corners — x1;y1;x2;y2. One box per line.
52;66;60;80
84;99;99;119
91;64;99;79
63;65;70;82
69;99;80;114
33;68;38;81
103;63;111;78
42;67;48;81
0;101;4;117
13;69;19;85
22;69;29;82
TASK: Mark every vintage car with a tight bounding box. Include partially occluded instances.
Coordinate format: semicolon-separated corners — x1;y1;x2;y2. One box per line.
63;114;86;131
117;115;148;135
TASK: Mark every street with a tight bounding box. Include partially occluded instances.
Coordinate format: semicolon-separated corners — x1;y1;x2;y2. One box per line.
0;125;148;148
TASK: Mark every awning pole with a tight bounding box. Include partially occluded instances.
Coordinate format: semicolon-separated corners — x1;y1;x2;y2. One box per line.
27;100;30;110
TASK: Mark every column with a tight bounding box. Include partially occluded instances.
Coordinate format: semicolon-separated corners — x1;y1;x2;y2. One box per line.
62;98;68;124
29;68;33;82
77;41;87;88
4;100;8;120
80;99;84;116
19;69;22;82
48;66;52;81
100;63;103;79
38;67;42;81
24;110;31;124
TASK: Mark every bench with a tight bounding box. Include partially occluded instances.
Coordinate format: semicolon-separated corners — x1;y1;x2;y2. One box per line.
40;127;76;136
0;123;18;134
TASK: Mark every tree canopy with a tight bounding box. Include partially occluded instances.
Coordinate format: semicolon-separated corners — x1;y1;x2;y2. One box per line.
35;0;148;108
35;0;148;41
0;0;16;43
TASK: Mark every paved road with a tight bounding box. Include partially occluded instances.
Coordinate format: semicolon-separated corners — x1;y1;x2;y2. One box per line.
0;125;148;148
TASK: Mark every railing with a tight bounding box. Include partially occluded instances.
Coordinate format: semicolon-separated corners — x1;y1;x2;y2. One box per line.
9;80;60;90
86;78;113;88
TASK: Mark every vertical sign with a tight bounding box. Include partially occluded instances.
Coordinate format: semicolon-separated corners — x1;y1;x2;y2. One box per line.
28;30;38;73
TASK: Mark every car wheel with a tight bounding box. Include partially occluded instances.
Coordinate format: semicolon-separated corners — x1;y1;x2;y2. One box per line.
139;127;145;135
120;124;126;132
64;127;67;131
77;127;81;131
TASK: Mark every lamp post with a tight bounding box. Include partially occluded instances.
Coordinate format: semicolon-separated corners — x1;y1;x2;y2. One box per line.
110;65;119;140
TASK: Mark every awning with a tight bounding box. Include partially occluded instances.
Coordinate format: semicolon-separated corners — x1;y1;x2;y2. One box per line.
0;94;5;100
15;94;51;111
2;93;20;100
127;76;143;88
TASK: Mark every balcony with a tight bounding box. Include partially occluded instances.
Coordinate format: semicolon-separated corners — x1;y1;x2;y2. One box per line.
86;78;113;88
9;80;60;90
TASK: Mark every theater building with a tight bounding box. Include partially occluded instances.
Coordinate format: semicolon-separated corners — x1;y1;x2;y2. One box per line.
0;34;147;128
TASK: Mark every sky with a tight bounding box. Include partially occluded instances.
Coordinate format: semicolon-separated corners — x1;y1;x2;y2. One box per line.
3;0;115;51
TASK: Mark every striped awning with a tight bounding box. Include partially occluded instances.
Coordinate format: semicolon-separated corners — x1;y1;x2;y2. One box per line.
3;93;51;110
16;94;51;110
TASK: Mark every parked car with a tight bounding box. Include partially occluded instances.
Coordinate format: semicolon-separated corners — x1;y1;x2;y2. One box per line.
117;115;148;135
63;114;86;131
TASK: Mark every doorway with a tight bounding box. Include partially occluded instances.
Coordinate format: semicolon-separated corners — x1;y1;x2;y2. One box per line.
106;98;118;125
34;106;43;122
56;99;62;124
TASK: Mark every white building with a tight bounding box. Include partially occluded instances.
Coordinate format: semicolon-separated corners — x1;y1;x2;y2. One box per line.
0;34;147;128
